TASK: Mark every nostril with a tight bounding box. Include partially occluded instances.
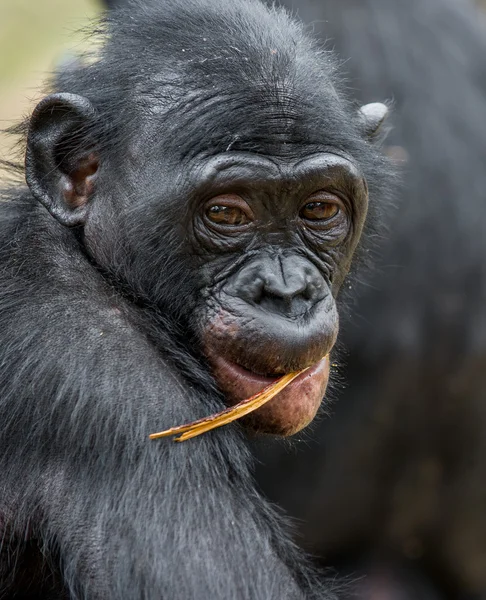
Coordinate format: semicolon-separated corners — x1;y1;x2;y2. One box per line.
261;271;307;300
258;292;309;317
263;287;293;306
252;283;264;304
243;276;266;304
226;255;326;312
303;279;325;301
256;277;320;317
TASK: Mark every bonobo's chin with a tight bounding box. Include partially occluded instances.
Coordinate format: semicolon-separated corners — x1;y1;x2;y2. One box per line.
206;353;330;436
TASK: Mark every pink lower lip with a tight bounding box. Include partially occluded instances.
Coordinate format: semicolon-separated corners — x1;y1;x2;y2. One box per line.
207;353;331;435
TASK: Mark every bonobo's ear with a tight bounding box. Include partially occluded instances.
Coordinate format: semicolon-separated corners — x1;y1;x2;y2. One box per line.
25;93;98;227
358;102;389;139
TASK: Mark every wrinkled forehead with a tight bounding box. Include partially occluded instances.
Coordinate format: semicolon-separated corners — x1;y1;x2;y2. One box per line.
128;70;346;163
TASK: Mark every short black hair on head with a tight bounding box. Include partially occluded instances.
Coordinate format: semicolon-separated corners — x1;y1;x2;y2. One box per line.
54;0;382;166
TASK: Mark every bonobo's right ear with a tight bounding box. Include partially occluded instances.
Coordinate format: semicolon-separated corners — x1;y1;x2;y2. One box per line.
25;93;99;227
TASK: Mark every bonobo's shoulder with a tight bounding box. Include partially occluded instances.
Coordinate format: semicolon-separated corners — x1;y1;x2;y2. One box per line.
0;190;152;333
0;191;144;351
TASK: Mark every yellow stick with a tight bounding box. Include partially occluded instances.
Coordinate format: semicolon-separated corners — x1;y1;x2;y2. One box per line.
149;368;308;442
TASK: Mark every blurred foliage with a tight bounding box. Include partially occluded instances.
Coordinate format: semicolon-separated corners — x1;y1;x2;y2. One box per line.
0;0;102;171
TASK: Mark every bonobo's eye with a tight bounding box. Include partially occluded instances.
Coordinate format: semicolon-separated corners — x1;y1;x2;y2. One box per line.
208;206;250;225
204;195;253;228
300;192;344;227
301;202;338;221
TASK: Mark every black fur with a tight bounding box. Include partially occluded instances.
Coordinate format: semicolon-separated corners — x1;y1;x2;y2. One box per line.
0;0;391;597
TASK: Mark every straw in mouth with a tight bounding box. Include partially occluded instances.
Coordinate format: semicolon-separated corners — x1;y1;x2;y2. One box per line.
149;368;309;442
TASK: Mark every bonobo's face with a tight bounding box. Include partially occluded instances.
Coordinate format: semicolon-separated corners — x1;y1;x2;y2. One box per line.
183;151;369;435
25;91;384;438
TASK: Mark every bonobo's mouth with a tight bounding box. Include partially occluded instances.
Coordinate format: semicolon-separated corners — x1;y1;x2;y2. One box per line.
206;353;330;436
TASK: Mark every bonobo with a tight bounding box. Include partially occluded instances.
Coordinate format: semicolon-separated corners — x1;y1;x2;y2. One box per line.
0;0;390;597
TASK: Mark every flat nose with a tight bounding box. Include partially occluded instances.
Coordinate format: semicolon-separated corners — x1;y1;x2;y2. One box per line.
229;254;326;317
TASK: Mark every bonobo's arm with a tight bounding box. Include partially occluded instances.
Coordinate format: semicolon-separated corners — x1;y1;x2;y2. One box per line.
0;203;327;599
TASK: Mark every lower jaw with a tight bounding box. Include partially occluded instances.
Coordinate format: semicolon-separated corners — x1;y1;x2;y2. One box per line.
208;355;331;436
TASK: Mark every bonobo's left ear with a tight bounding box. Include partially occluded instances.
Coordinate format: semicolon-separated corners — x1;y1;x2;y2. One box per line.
25;93;98;227
358;102;389;139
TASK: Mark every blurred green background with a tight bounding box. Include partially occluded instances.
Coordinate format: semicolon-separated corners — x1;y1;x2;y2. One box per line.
0;0;103;171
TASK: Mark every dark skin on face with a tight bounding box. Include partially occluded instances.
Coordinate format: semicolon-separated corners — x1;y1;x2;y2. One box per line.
26;93;382;439
187;152;368;434
47;147;367;436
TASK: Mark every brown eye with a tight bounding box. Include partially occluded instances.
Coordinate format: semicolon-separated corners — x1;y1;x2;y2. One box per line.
205;195;253;227
300;201;339;221
207;205;250;226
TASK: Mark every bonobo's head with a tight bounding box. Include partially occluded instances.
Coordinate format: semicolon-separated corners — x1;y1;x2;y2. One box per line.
24;0;390;435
